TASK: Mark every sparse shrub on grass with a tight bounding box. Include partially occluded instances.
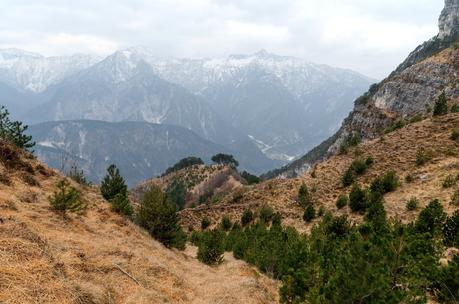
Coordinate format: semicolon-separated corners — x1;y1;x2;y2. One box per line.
232;191;243;203
406;197;419;211
349;184;368;213
67;165;90;186
318;206;325;217
136;186;186;250
405;173;415;183
451;104;459;113
0;173;11;186
197;229;225;265
341;167;355;187
451;129;459;141
298;183;312;207
442;175;457;188
409;113;424;123
451;189;459;206
241;209;254;226
433;91;448;116
365;155;374;166
49;179;85;215
336;195;349;210
259;205;274;223
20;172;39;186
272;213;282;226
384;120;405;134
416;148;433;166
221;216;232;231
110;193;133;216
201;217;211;230
350;159;368;175
339;133;361;155
303;205;316;222
370;171;400;195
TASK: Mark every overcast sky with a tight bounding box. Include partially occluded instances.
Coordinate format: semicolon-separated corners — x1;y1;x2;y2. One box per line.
0;0;444;79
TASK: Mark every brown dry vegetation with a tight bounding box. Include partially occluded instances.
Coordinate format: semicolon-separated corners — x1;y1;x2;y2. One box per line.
0;143;278;304
180;114;459;232
132;164;245;208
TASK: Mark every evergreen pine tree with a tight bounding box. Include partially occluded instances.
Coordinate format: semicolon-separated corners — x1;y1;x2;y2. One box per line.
0;106;35;149
49;179;85;215
100;164;127;201
298;183;311;207
136;186;186;249
433;92;448;116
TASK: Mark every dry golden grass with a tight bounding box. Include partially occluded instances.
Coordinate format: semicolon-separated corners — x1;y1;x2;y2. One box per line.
0;144;278;304
181;114;459;232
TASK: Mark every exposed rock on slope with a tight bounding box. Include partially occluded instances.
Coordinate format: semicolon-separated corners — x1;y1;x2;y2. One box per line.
181;114;459;232
0;142;279;303
270;1;459;178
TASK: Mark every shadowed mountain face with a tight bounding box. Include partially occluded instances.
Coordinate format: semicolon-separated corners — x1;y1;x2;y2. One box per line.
29;120;279;186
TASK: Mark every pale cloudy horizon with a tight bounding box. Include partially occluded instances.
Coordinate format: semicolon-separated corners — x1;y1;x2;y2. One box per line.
0;0;445;79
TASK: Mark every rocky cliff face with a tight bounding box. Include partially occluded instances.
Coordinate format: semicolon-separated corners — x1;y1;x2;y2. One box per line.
269;0;459;178
439;0;459;39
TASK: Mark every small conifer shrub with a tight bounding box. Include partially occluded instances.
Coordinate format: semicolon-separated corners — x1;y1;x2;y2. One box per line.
433;91;448;116
110;193;133;216
303;205;316;222
197;229;225;265
406;197;419;211
136;186;186;250
201;217;211;230
100;164;127;201
49;179;85;215
451;129;459;141
259;205;274;223
298;183;311;207
336;195;349;210
241;209;254;226
221;216;232;231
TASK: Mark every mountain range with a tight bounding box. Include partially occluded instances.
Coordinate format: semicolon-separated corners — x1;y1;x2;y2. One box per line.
0;47;372;182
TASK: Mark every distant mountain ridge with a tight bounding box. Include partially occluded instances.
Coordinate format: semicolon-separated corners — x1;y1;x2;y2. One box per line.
29;120;278;186
0;47;372;175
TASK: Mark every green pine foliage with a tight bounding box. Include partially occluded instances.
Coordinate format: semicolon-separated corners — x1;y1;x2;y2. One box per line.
0;106;35;149
406;197;419;211
193;199;456;303
136;186;186;250
241;171;261;185
443;210;459;247
451;103;459;113
336;194;349;209
196;229;225;265
433;91;449;116
259;205;275;223
49;179;85;215
298;183;311;207
241;209;254;226
100;164;128;201
163;156;204;176
221;216;232;231
201;217;211;230
110;193;133;216
370;171;400;195
166;179;187;210
211;153;239;167
349;184;368;212
303;205;316;222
